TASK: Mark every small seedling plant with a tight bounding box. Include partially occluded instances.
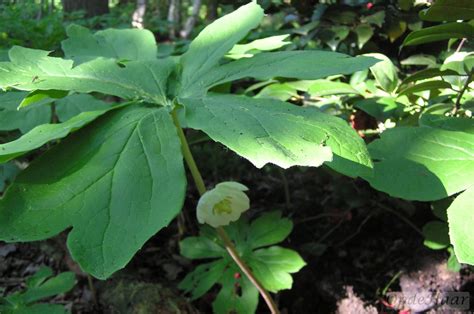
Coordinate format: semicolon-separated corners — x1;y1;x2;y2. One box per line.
0;267;76;314
0;1;381;312
179;211;305;314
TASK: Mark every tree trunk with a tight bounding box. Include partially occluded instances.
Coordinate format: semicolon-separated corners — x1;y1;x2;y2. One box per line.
207;0;218;21
49;0;55;14
167;0;181;39
180;0;201;38
62;0;109;17
132;0;147;29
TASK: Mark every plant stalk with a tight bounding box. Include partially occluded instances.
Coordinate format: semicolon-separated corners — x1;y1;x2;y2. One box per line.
452;69;473;115
171;109;280;314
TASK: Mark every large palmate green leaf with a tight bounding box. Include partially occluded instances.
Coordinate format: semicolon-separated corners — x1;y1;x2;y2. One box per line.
19;89;68;109
55;93;114;122
180;93;372;178
62;24;157;64
179;1;264;93
181;51;378;97
0;91;50;133
0;47;174;104
0;106;118;163
227;34;291;59
402;22;474;47
0;105;186;279
366;127;474;201
448;186;474;265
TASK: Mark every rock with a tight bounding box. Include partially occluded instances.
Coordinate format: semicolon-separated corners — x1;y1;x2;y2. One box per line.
336;286;378;314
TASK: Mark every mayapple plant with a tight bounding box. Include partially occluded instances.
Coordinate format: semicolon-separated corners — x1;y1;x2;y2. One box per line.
180;211;305;314
0;1;378;308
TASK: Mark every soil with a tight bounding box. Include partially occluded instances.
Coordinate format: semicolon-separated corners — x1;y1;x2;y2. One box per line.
1;137;473;313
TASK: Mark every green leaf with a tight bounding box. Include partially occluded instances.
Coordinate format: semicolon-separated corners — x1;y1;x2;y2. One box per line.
0;92;50;134
402;23;474;47
354;24;374;49
248;246;306;292
181;94;373;178
0;46;175;105
354;97;404;121
19;90;68;109
398;80;452;96
422;221;450;250
365;53;399;93
448;186;474;265
181;51;379;97
227;34;291;59
400;68;458;86
307;79;360;96
420;0;474;22
420;114;474;133
212;267;259;314
55;94;114;122
4;267;75;312
0;107;117;163
62;24;158;64
431;198;451;222
179;260;227;300
323;26;350;51
180;1;264;93
362;11;386;27
0;105;186;279
0;162;20;193
0;303;68;314
26;267;53;288
21;272;76;304
255;83;298;101
248;211;293;249
400;54;438;68
366;127;474;201
180;236;225;259
447;247;462;272
441;52;474;75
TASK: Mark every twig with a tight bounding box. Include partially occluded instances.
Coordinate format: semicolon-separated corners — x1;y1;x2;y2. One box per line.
335;213;374;247
455;38;467;53
295;210;350;225
452;69;473;115
316;219;345;244
374;202;423;236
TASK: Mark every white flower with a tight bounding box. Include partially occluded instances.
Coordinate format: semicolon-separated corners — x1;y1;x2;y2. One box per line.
196;181;250;228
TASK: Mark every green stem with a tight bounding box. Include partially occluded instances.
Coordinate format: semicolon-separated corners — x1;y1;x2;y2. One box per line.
171;109;280;314
452;70;473;115
172;110;206;196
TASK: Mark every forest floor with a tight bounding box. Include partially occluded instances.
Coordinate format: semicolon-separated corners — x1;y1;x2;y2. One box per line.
1;136;473;313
